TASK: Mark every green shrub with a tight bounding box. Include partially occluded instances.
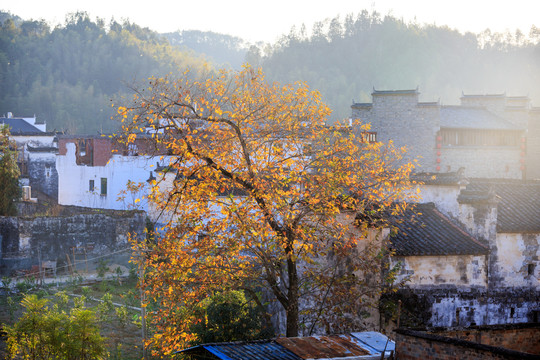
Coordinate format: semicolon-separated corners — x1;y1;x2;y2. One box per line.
5;294;108;359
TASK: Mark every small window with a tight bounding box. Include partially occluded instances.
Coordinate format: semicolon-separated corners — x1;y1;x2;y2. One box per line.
89;180;94;192
528;263;536;276
46;166;51;178
100;178;107;196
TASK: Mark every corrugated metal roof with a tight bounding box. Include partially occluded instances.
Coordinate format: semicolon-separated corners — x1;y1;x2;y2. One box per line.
179;332;395;360
276;335;370;358
180;340;302;360
351;332;395;354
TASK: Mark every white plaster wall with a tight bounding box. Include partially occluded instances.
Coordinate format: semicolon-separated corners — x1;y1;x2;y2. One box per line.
392;255;487;288
414;184;462;218
495;233;540;289
458;203;498;241
57;143;162;211
13;135;56;147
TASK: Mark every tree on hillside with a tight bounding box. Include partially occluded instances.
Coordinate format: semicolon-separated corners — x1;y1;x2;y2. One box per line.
121;66;416;354
0;125;20;215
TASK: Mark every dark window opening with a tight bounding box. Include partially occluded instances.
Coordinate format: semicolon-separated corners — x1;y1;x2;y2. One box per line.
89;180;94;192
100;178;107;196
361;131;377;143
528;263;536;276
510;308;515;318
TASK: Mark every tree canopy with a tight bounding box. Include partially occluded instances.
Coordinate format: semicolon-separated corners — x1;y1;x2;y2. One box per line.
0;125;20;215
122;66;417;355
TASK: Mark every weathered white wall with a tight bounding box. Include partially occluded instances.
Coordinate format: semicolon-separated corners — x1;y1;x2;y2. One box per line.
393;255;487;288
414;184;462;218
12;134;56;147
493;233;540;289
57;143;159;211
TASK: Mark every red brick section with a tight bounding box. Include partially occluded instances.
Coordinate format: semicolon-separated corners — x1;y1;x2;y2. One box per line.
395;328;540;360
441;325;540;355
91;138;112;166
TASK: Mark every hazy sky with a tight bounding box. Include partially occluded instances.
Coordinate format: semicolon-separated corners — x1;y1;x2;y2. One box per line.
2;0;539;43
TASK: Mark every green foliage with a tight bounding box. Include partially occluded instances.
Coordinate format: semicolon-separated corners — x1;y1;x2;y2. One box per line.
190;290;273;344
5;294;108;360
0;126;20;216
0;11;210;134
96;259;109;279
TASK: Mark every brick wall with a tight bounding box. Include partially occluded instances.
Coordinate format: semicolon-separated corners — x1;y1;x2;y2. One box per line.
440;324;540;355
351;93;439;171
395;328;540;359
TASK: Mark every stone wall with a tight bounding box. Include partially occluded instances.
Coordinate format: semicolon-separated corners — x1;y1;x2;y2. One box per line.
0;210;146;276
385;287;540;329
395;327;540;359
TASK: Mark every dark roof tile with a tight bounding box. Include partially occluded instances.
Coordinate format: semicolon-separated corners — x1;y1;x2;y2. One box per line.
463;179;540;233
391;203;488;256
1;118;43;134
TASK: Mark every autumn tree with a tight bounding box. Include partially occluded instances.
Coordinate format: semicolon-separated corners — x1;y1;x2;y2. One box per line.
0;125;20;216
121;66;416;354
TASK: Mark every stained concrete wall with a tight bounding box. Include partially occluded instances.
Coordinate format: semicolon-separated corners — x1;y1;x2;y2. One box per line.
0;210;145;275
393;254;487;288
27;151;58;199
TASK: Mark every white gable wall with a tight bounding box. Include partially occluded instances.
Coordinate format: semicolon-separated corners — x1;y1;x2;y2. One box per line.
57;143;157;211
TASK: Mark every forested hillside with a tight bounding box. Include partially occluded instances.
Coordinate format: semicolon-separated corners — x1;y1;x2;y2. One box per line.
259;11;540;121
163;30;250;69
0;11;209;133
1;9;539;131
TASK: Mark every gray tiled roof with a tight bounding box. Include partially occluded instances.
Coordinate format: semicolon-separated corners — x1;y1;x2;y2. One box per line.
0;118;43;134
440;106;523;130
462;179;540;233
390;203;488;256
412;169;467;186
372;88;418;96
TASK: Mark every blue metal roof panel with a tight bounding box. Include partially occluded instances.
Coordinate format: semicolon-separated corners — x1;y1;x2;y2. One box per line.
215;341;301;360
351;331;395;353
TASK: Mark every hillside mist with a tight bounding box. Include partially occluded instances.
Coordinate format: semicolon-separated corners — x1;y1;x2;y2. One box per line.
259;11;540;121
1;10;539;132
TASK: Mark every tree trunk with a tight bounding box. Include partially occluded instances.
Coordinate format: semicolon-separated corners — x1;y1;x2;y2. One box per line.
286;255;299;337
